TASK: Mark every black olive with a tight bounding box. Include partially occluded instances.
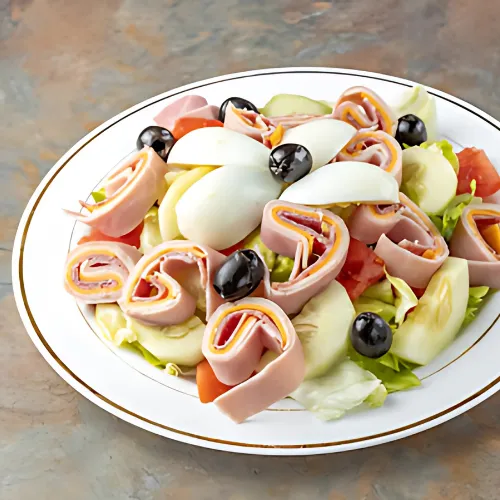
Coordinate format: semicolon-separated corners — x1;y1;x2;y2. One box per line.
350;312;393;359
218;97;259;122
213;249;265;301
269;143;313;183
395;114;427;147
137;126;175;161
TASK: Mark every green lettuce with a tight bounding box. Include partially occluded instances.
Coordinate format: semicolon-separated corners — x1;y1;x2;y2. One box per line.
384;269;418;326
421;140;459;173
353;297;396;324
243;229;276;270
361;279;395;304
463;286;491;326
290;359;387;420
429;180;479;241
271;255;294;282
91;187;106;203
140;207;163;253
348;346;421;393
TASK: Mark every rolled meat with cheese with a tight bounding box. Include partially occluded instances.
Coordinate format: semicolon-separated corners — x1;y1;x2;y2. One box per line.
223;102;273;142
333;86;397;135
202;297;305;423
268;114;324;129
154;95;215;130
120;241;225;325
260;200;349;314
374;193;449;288
449;203;500;288
337;130;403;185
348;203;404;245
64;242;142;303
65;147;168;237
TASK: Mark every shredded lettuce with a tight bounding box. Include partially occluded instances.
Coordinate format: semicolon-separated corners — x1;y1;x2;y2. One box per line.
140;206;163;253
91;187;106;203
430;180;479;241
290;359;387;420
384;269;418;326
421;140;459;173
271;255;294;282
353;297;396;324
463;286;491;326
348;346;421;393
361;279;395;304
243;229;276;270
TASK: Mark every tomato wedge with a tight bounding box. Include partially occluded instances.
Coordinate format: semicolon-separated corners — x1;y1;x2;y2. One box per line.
219;240;245;256
336;238;385;300
196;359;233;403
172;117;224;140
78;221;144;249
456;147;500;197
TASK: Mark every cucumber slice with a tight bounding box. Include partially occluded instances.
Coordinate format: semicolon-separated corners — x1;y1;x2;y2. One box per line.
391;257;469;365
127;317;205;367
260;94;332;117
401;146;458;214
292;280;355;379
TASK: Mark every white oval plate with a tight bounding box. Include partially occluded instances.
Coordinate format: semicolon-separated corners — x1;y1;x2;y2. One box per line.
12;68;500;455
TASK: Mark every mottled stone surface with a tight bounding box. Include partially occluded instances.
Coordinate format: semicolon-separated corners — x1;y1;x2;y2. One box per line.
1;1;500;498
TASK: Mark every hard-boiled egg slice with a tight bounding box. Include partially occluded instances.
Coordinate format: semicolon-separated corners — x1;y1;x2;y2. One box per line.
176;165;282;250
279;161;400;205
167;127;270;169
279;118;356;170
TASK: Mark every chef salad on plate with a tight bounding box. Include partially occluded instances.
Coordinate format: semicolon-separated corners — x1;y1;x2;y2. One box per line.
63;85;500;423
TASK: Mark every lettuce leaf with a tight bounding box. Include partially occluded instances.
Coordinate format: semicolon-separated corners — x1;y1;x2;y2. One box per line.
430;180;479;241
384;269;418;326
348;346;421;393
243;229;276;270
421;140;459;173
463;286;491;326
361;279;395;304
353;297;397;323
91;187;106;203
290;359;387;420
140;206;163;253
271;255;294;282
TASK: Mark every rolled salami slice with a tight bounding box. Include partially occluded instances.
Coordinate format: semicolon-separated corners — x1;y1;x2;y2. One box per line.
337;130;403;185
65;147;168;237
120;241;225;325
260;200;349;314
333;86;397;135
202;297;305;423
64;241;142;303
373;193;449;288
450;203;500;288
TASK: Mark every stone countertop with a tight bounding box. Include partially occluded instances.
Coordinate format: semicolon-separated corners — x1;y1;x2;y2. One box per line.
1;1;499;498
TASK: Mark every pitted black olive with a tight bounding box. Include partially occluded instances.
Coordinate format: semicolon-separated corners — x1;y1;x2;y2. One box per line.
269;143;313;183
350;312;393;359
213;249;265;301
137;126;175;161
395;114;427;147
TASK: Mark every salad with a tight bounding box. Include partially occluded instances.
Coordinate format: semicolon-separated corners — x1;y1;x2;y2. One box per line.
63;85;500;423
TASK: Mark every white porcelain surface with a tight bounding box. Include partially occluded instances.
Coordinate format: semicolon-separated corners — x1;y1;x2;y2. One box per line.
12;68;500;455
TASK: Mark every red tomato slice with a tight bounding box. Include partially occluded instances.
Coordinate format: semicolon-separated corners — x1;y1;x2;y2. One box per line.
456;147;500;197
172;117;224;140
410;287;426;299
78;221;144;249
196;359;233;403
219;240;245;256
336;238;385;300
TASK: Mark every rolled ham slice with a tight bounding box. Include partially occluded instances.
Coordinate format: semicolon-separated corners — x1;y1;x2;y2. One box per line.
120;241;225;325
154;95;211;130
202;297;305;423
337;130;403;185
333;86;397;136
64;242;142;303
348;203;404;245
65;147;168;237
449;203;500;288
223;102;273;142
181;104;219;121
268;114;324;129
373;193;449;288
260;200;350;314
